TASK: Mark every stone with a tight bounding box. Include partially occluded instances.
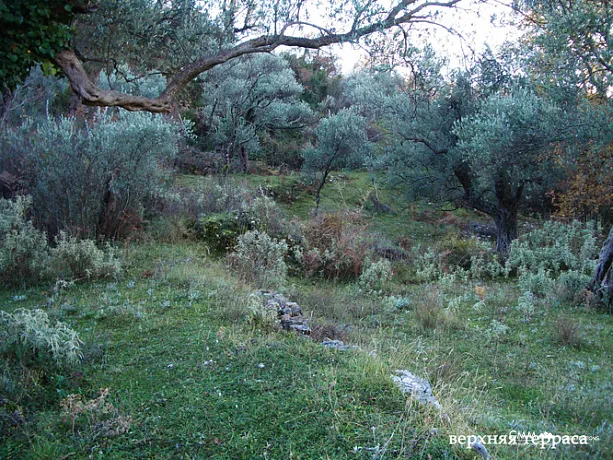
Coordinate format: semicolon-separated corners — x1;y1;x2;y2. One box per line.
254;291;311;335
286;302;303;316
470;439;491;460
392;370;443;411
321;340;358;351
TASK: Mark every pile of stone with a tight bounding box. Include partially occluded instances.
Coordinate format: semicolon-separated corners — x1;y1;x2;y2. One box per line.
256;291;311;334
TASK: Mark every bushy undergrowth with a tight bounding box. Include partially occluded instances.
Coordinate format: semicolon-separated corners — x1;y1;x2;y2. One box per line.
413;220;600;308
0;196;50;284
414;236;505;282
507;220;600;275
0;308;84;442
294;212;375;280
510;220;600;307
160;178;291;251
0;197;121;285
0;309;83;367
359;258;392;293
228;230;288;289
51;232;122;280
1;110;182;239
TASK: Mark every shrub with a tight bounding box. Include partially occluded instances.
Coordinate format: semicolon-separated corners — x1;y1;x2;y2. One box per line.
509;221;600;307
297;213;373;280
196;212;244;253
0;309;83;367
483;319;510;342
413;236;503;282
229;230;288;289
555;270;592;303
359;259;392;293
518;268;555;297
554;318;583;348
189;178;251;217
246;293;278;331
507;220;600;276
1;110;183;239
51;232;121;280
438;235;485;271
242;195;288;238
0;196;50;284
169;179;290;249
516;291;537;320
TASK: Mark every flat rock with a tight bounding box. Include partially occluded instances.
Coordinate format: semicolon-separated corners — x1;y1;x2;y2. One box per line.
392;370;442;411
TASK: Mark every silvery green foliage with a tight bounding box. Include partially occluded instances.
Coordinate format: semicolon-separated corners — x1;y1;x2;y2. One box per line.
229;230;288;289
241;195;288;238
0;308;83;367
508;220;600;275
455;87;563;195
201;54;312;162
99;65;167;98
2;110;183;238
483;319;510;342
0;196;50;283
302;107;370;181
0;65;69;128
77;0;223;77
246;292;277;330
510;220;600;304
359;258;392;293
520;0;613;98
349;50;469;202
51;232;121;280
413;239;505;282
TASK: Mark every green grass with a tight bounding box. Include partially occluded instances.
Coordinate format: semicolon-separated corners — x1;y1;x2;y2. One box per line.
2;172;613;459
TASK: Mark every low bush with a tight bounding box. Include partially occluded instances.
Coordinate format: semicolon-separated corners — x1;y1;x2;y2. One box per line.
0;309;83;367
51;232;122;280
228;230;288;289
510;220;601;306
507;220;600;276
413;236;504;282
0;196;50;284
0;197;123;285
359;259;392;293
295;213;374;280
242;195;289;238
196;212;245;253
164;179;291;250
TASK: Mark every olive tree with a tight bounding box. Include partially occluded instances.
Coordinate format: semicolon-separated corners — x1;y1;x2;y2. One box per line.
3;0;466;112
454;87;564;254
302;107;370;212
200;54;312;172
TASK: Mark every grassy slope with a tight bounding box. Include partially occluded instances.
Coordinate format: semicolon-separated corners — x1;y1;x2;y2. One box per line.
2;171;612;459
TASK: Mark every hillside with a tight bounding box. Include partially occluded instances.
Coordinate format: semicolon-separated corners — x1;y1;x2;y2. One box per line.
1;172;611;459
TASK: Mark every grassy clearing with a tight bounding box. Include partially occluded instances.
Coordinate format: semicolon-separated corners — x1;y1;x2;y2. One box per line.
2;172;612;459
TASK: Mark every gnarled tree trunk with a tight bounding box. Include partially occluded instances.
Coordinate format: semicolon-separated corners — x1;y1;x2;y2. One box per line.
494;206;518;255
493;175;522;256
455;164;522;256
589;224;613;305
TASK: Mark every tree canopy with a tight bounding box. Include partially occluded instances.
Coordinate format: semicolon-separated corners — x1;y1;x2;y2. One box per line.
2;0;465;112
